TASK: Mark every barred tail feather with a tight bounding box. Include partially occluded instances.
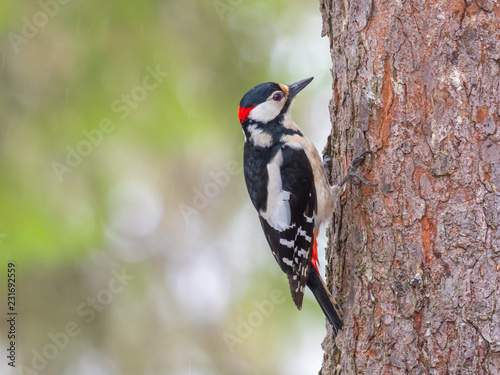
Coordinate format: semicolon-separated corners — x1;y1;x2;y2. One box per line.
307;267;343;336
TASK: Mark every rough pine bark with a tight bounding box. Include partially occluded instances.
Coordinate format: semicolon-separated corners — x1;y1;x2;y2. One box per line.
319;0;500;374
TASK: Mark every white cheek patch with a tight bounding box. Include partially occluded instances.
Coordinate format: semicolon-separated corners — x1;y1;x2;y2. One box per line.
248;100;283;123
259;149;291;231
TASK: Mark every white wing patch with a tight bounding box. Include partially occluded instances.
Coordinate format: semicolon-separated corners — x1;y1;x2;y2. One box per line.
297;248;310;258
259;149;291;231
304;214;313;223
297;227;312;242
282;257;294;267
279;238;294;248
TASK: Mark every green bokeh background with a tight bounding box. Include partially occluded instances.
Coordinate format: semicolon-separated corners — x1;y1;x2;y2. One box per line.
0;1;333;374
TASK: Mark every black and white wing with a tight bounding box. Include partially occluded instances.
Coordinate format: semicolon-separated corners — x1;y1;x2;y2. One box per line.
245;144;317;310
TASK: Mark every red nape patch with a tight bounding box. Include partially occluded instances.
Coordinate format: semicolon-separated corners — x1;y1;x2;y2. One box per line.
238;105;254;124
311;234;319;272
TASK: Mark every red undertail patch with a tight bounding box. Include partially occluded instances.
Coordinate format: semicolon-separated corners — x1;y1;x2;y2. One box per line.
311;233;319;272
238;105;254;124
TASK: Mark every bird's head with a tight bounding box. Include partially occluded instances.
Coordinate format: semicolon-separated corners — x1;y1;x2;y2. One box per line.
238;77;313;125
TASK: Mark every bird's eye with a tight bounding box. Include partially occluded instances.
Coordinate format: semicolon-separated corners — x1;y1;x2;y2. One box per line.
272;92;283;101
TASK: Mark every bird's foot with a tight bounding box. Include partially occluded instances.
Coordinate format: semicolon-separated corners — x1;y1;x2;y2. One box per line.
338;151;377;187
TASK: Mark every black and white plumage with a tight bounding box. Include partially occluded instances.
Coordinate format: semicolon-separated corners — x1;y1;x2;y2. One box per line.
238;77;344;335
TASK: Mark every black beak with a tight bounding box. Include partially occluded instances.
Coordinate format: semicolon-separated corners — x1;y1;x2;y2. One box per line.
288;77;314;98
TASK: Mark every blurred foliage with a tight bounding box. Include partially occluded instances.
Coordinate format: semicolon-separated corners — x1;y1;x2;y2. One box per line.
0;1;331;374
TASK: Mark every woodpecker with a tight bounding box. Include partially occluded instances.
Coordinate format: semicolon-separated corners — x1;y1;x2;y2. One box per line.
238;77;375;336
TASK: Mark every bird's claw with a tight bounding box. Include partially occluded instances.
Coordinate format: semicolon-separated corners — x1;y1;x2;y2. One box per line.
345;171;378;187
338;151;377;187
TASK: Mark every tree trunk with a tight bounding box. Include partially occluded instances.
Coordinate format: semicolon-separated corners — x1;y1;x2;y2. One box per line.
319;0;500;374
